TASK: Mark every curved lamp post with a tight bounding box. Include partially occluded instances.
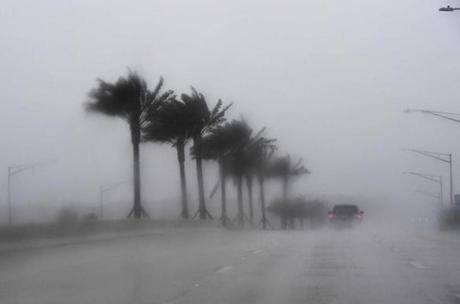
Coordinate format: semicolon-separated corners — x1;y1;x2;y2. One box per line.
402;171;443;207
99;181;130;219
7;159;57;225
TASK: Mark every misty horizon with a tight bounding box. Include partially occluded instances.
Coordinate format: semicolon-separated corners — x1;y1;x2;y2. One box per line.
2;0;459;222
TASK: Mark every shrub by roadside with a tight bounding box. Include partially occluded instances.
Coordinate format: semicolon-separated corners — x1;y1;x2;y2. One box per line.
438;208;460;230
268;196;328;229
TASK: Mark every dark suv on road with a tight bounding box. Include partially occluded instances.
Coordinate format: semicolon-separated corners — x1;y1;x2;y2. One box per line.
328;204;363;226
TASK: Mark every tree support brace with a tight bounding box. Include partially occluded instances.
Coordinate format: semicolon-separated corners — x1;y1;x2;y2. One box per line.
127;206;150;218
191;208;214;220
257;217;274;230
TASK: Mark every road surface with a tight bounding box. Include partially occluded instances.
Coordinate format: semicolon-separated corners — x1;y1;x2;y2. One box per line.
1;224;460;304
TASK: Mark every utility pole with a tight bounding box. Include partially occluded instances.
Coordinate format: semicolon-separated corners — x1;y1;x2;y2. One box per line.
403;108;460;208
402;171;444;207
7;159;57;225
403;149;454;208
99;181;129;219
99;186;104;219
449;154;454;208
7;168;11;225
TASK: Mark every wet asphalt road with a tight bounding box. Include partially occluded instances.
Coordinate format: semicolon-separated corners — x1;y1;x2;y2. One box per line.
1;224;460;304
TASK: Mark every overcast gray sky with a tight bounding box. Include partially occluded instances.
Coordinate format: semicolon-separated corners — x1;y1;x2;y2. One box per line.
2;0;460;223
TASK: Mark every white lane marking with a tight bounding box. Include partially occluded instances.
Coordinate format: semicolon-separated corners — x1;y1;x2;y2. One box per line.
216;266;233;273
409;261;426;269
392;247;400;252
194;283;200;287
252;249;263;255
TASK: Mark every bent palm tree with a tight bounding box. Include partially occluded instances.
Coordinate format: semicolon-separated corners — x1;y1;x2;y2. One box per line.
181;88;231;220
201;120;257;226
245;174;254;225
143;98;192;219
246;130;277;229
85;71;170;218
221;119;257;227
243;127;275;226
200;125;235;226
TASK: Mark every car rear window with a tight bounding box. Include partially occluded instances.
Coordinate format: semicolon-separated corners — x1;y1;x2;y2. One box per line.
333;205;359;215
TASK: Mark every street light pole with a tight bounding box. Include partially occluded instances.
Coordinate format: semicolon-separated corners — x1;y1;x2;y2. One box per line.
7;168;11;225
416;190;440;199
403;108;460;208
6;159;57;225
402;171;444;207
403;149;454;208
441;175;444;206
404;109;460;124
449;153;454;208
99;186;104;219
99;181;129;219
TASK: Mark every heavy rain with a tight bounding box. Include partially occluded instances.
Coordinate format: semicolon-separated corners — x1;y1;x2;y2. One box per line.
2;0;460;303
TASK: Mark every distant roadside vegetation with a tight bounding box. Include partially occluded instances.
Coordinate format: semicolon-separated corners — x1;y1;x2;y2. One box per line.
268;197;328;230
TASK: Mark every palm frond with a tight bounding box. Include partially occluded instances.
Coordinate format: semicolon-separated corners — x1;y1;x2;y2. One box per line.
180;87;231;138
142;97;193;147
149;77;164;103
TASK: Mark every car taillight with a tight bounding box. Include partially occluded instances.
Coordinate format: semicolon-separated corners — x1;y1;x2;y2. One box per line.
328;213;336;219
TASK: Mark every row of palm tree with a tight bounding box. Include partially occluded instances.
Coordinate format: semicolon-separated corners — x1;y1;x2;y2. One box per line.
85;70;309;228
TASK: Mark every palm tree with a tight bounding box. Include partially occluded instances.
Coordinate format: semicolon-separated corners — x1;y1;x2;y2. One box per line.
245;173;254;225
268;154;310;228
269;154;310;201
142;98;192;219
246;131;277;229
221;119;268;227
229;149;247;227
200;124;237;226
200;119;276;229
224;120;253;227
181;88;231;220
85;71;171;218
201;119;266;227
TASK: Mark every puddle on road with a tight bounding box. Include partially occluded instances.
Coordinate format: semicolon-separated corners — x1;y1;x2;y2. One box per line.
408;260;426;269
216;266;233;274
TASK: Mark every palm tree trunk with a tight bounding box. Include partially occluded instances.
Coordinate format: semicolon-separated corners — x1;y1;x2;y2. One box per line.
281;175;289;229
259;175;267;230
219;160;227;226
246;175;254;225
132;128;142;219
176;141;189;219
127;119;149;219
237;175;244;227
193;136;207;220
289;217;295;229
282;175;289;202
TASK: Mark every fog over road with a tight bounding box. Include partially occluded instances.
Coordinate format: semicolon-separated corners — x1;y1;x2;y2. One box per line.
1;225;460;304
